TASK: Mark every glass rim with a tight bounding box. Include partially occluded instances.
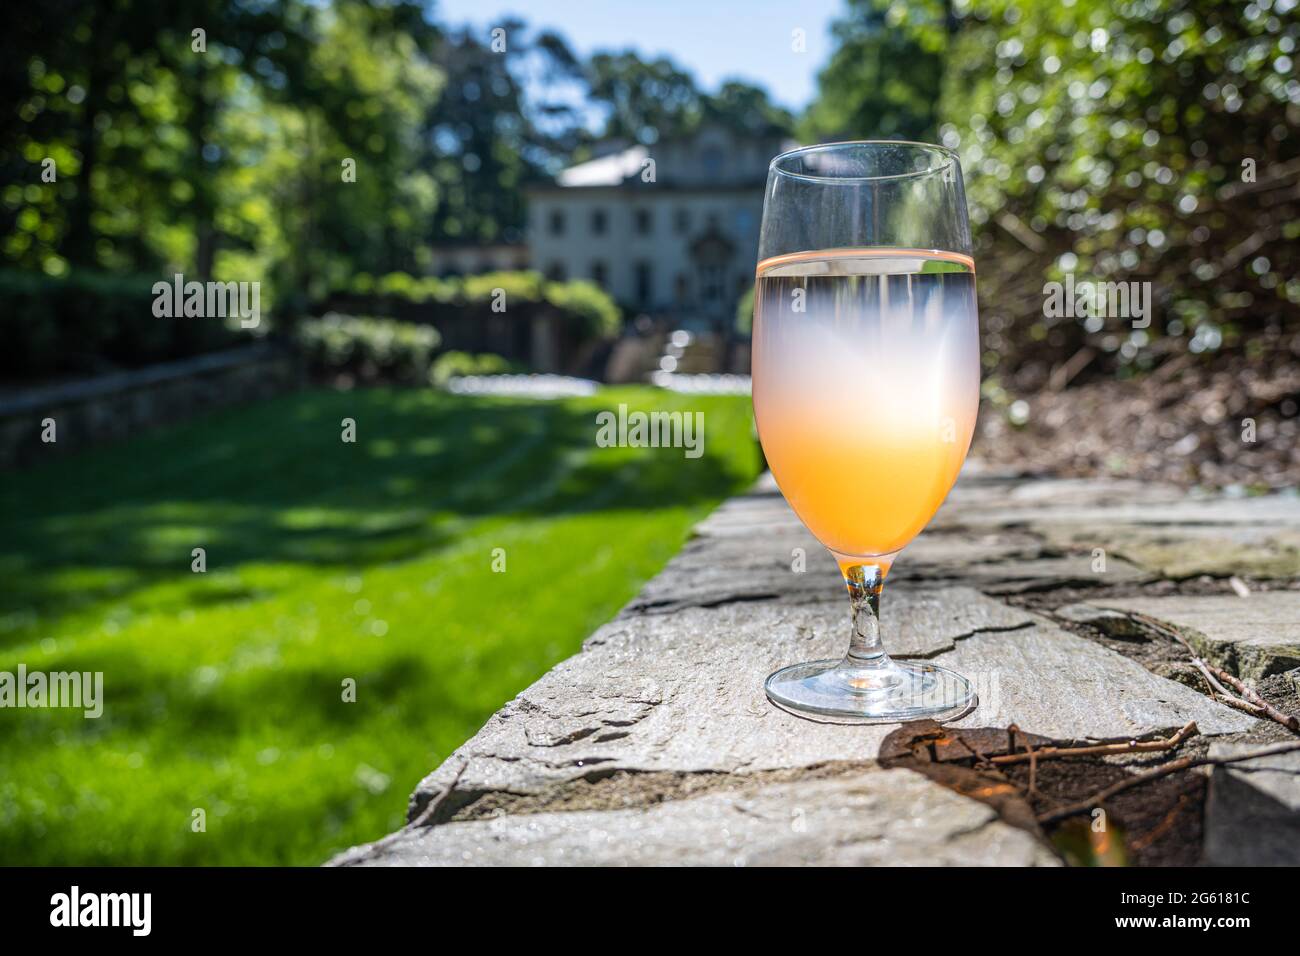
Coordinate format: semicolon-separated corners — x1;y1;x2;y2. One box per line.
769;140;960;184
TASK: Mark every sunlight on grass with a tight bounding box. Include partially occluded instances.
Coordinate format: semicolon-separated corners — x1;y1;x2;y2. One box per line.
0;386;760;864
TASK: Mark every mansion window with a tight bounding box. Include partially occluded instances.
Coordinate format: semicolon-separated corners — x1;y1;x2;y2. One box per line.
700;264;724;304
635;208;653;235
635;261;653;303
548;210;565;236
546;262;566;281
675;208;691;234
591;260;608;285
701;146;723;178
591;209;607;235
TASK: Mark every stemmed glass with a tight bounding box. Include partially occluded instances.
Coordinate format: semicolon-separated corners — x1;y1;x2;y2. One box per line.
751;141;980;723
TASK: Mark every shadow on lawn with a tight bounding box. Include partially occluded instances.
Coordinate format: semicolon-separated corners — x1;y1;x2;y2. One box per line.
0;387;756;619
0;641;442;741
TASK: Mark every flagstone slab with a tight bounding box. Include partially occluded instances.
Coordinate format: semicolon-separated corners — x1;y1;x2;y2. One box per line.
624;527;1050;613
334;767;1059;867
933;475;1300;579
622;531;842;612
1090;593;1300;680
1038;523;1300;580
395;602;1251;822
1202;743;1300;866
1053;602;1150;638
649;483;1135;606
916;554;1152;594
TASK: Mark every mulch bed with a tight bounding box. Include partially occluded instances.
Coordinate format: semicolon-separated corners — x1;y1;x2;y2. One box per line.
973;351;1300;490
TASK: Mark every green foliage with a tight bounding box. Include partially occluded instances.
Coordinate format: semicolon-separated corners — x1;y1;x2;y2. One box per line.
819;0;1300;383
735;284;755;335
585;53;793;146
426;23;581;244
0;2;792;337
296;313;440;384
339;270;623;339
0;387;762;864
0;269;235;377
0;4;591;309
429;351;523;387
800;0;944;143
538;276;623;338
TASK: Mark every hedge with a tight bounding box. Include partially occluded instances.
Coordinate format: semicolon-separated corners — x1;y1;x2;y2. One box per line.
0;269;236;378
428;350;523;388
296;313;441;385
336;270;621;340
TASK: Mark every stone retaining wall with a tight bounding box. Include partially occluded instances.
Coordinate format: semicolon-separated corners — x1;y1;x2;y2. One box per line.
0;344;302;469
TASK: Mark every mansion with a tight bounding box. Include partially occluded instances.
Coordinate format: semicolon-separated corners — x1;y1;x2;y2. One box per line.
524;125;790;328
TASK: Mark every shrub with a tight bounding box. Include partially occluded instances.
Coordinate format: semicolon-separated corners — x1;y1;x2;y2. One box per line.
735;285;755;335
539;277;621;339
428;350;524;388
333;270;622;339
296;313;440;384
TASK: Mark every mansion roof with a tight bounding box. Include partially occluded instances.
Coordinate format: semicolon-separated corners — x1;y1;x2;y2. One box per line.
535;125;792;194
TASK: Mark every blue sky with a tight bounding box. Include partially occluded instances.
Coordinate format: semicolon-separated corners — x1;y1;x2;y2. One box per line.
433;0;845;110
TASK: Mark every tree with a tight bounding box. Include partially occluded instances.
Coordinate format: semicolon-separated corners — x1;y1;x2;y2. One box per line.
586;51;706;144
929;0;1300;382
422;20;584;245
800;0;945;144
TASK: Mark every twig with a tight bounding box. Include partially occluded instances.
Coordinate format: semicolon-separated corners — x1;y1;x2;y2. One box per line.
1048;347;1096;392
1129;794;1192;852
1207;687;1268;718
1132;612;1300;735
995;211;1047;253
1216;156;1300;200
989;720;1199;766
1191;659;1262;715
1188;660;1276;723
1205;663;1300;733
1222;229;1270;271
1038;740;1300;824
1132;612;1197;653
1026;740;1039;797
1191;658;1241;700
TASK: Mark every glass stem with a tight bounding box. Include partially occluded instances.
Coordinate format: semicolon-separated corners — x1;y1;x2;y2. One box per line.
844;564;887;666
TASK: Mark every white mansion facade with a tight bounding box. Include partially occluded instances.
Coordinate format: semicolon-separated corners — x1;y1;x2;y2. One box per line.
525;125;789;327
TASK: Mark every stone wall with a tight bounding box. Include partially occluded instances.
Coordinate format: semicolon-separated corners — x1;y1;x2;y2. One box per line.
0;343;302;469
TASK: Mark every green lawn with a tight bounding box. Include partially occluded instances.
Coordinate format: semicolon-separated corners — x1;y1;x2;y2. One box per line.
0;385;760;865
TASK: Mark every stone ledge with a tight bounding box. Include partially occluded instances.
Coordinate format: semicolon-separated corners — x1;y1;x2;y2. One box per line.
330;469;1300;867
334;766;1059;867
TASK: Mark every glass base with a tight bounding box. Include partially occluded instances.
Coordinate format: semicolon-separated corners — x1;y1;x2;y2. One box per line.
765;656;977;725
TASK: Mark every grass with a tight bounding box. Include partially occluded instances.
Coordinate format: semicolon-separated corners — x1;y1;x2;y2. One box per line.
0;385;761;865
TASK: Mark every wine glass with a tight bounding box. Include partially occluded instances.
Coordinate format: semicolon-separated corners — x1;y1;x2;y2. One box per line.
751;140;980;723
